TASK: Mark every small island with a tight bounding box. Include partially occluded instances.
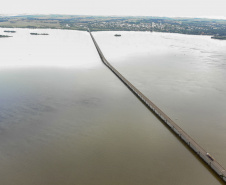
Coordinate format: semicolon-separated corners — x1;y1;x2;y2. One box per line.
114;34;121;37
0;35;12;38
211;35;226;40
30;33;49;35
4;30;16;33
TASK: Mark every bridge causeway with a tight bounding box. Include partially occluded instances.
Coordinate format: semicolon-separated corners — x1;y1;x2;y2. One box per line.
89;31;226;182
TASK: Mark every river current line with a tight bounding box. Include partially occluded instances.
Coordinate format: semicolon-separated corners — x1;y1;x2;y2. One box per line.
89;31;226;183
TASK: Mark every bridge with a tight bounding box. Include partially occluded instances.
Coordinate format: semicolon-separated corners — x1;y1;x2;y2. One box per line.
89;31;226;182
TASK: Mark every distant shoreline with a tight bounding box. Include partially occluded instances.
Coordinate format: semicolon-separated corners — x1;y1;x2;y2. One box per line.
0;15;225;39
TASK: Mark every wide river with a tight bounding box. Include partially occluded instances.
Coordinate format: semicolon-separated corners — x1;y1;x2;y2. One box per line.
0;28;225;184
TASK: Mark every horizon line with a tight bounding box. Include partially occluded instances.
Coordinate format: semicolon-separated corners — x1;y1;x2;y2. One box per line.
1;13;226;20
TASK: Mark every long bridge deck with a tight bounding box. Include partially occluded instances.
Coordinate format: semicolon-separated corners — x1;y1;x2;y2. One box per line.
89;31;226;182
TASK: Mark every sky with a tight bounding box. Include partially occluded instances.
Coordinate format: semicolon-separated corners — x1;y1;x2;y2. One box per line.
1;0;226;19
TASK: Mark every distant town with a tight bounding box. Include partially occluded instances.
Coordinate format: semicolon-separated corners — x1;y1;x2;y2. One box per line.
0;15;226;39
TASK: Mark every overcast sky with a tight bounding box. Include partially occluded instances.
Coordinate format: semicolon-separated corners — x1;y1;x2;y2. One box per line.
1;0;226;19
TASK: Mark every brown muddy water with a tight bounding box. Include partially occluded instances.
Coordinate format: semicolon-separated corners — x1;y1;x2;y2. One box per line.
0;28;224;184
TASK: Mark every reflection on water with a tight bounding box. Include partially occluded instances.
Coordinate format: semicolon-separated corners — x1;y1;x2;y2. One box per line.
0;29;224;184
